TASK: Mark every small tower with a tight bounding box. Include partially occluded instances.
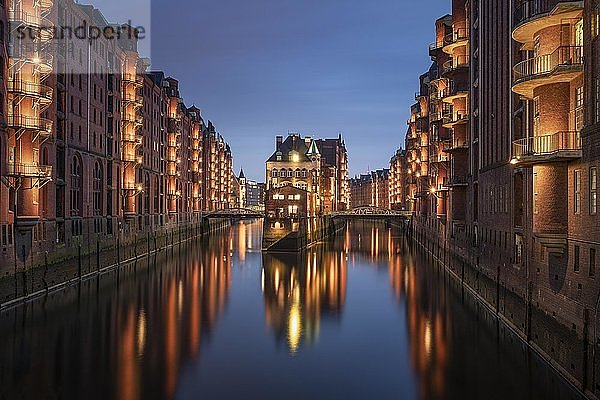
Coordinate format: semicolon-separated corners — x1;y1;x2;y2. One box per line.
239;168;247;208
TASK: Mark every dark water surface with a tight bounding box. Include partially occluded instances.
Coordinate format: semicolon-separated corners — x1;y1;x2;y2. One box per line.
0;220;583;400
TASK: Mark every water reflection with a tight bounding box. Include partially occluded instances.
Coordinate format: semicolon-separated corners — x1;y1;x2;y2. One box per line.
0;220;583;400
0;230;232;400
262;250;347;354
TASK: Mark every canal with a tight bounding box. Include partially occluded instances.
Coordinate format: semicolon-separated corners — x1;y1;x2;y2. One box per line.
0;220;584;400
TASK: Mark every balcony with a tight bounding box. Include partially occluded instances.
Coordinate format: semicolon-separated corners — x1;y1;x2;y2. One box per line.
513;1;584;44
122;153;143;164
512;46;582;98
442;111;469;128
122;133;143;145
442;56;469;76
443;138;469;153
8;79;53;104
123;182;143;191
442;81;469;103
6;163;52;179
511;131;581;165
442;28;469;54
123;73;144;87
122;113;143;127
122;92;144;107
8;115;53;138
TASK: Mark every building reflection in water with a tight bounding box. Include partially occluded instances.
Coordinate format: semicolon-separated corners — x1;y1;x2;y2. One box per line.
262;249;347;354
235;219;263;264
340;220;449;400
0;229;233;400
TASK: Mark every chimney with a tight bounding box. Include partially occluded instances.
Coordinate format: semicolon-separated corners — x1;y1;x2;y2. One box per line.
304;136;312;146
276;136;283;148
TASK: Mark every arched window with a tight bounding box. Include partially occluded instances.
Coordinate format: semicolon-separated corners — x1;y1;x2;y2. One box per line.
295;169;301;177
302;169;307;178
271;169;278;178
288;169;293;178
93;161;103;215
70;155;82;216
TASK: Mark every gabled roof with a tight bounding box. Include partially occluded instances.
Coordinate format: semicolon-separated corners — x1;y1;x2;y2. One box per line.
267;134;314;162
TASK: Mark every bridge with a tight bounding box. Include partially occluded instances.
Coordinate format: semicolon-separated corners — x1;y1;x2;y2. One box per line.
330;206;413;219
203;208;265;219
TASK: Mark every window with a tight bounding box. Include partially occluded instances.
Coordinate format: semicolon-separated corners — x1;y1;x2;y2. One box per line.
93;161;103;215
533;173;539;214
575;86;584;131
70;156;82;216
574;169;581;214
574;245;581;272
575;19;584;47
590;248;597;278
591;167;597;215
271;169;278;178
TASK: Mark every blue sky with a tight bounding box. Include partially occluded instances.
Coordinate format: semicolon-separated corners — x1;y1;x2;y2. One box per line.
99;0;449;181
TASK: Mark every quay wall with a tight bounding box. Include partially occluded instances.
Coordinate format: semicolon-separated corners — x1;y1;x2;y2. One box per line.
0;216;231;308
410;221;599;399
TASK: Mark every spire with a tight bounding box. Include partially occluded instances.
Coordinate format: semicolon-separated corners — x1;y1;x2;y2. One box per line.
239;168;245;179
306;140;320;157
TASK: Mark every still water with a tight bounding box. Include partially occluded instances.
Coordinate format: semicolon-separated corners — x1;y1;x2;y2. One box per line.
0;220;583;400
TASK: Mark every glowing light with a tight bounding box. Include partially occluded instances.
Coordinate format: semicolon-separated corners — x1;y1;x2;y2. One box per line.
430;187;437;195
292;153;300;163
424;320;432;357
510;158;518;165
287;286;302;354
32;56;41;64
137;310;147;357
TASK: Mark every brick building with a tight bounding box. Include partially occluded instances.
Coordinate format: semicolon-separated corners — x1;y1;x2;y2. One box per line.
389;148;408;210
0;0;237;269
349;169;390;209
392;0;600;394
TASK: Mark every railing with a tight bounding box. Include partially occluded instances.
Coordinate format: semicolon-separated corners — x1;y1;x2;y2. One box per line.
513;46;582;84
122;182;142;191
512;131;581;158
7;163;52;178
123;73;143;86
7;114;53;134
442;56;470;74
513;0;581;28
444;112;469;125
122;153;143;164
8;79;53;101
445;28;469;45
122;133;143;145
122;93;144;106
122;113;143;125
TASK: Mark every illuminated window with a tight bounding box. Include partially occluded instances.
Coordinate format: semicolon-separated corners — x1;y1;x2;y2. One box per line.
591;167;597;215
574;169;582;215
575;86;584;131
